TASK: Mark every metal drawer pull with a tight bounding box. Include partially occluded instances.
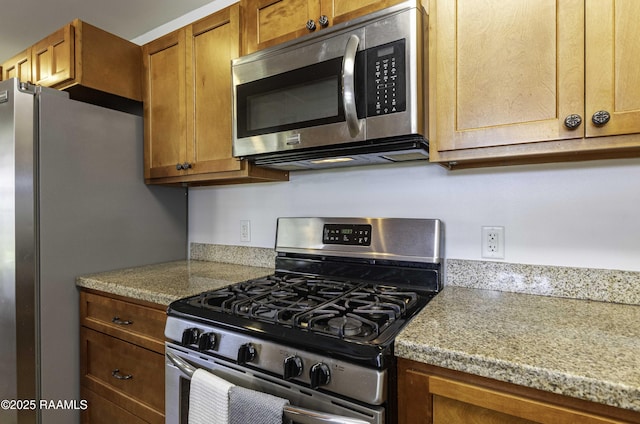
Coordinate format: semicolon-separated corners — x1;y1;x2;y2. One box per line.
112;316;133;325
165;352;368;424
111;369;133;380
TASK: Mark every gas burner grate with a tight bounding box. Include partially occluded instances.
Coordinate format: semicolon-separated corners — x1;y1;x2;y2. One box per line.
185;273;426;341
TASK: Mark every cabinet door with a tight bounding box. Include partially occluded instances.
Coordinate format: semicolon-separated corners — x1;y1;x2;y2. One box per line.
187;4;243;174
586;0;640;137
242;0;321;53
31;24;75;87
331;0;404;25
2;48;31;82
81;388;148;424
429;377;622;424
143;29;188;180
81;327;164;423
433;0;585;153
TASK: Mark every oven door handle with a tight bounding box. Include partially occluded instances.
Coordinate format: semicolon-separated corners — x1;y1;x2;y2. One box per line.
166;352;370;424
283;406;369;424
166;351;197;375
342;34;361;138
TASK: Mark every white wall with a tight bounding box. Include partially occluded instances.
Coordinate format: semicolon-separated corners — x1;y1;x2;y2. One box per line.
189;158;640;272
131;0;235;45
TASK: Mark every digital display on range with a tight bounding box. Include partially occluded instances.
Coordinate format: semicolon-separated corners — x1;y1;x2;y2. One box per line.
323;224;372;246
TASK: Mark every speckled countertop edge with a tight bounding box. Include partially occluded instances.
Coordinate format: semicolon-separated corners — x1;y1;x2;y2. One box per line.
396;286;640;412
76;260;274;306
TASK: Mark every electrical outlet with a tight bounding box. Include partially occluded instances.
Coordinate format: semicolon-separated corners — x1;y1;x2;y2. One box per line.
481;226;505;259
240;220;251;242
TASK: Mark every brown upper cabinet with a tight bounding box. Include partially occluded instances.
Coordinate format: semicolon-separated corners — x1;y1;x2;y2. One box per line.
1;19;142;102
2;48;32;82
429;0;640;168
241;0;405;54
142;4;288;185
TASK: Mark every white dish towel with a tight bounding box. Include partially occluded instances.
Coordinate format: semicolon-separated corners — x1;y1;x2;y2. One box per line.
188;368;235;424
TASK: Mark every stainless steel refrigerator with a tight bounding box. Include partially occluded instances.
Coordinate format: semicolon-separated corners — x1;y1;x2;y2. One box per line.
0;78;188;424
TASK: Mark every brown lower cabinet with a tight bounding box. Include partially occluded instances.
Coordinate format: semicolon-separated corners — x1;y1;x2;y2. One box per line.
397;358;640;424
81;388;148;424
80;289;166;424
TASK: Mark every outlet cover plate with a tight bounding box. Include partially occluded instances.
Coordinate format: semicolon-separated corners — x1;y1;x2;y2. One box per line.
481;226;505;259
240;220;251;242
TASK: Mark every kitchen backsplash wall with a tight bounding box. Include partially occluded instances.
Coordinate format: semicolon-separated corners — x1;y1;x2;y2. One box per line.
447;259;640;305
189;243;640;305
189;158;640;272
190;242;275;268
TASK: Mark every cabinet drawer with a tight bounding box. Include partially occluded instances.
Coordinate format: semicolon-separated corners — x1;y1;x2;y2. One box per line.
81;388;148;424
81;327;164;424
80;290;166;353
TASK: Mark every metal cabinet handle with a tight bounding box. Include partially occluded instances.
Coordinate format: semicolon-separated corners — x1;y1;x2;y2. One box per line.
318;15;329;28
342;34;361;138
176;162;192;170
176;163;183;170
112;316;133;325
564;114;582;129
306;19;316;31
111;369;133;380
592;110;611;126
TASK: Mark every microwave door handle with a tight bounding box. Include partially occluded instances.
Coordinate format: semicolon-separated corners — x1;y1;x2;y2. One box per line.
342;34;361;138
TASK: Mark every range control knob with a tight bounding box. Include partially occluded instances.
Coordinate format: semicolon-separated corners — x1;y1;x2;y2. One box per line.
198;332;217;351
283;355;303;380
181;328;200;346
237;343;257;364
309;363;331;389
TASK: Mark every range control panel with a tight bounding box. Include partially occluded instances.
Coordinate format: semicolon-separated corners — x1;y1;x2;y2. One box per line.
366;39;406;117
323;224;372;246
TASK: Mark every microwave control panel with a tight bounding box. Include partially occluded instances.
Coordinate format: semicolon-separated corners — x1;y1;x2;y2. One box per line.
366;39;406;117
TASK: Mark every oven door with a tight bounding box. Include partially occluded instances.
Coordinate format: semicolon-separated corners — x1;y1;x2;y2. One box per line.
166;343;383;424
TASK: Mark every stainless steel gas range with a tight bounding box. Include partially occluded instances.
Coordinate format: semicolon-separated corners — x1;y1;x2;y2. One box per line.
165;217;443;424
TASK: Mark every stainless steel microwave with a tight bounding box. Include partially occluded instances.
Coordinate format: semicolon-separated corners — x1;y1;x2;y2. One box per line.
232;0;428;171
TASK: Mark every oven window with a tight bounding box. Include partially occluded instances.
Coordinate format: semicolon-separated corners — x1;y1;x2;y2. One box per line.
236;57;345;138
180;377;190;424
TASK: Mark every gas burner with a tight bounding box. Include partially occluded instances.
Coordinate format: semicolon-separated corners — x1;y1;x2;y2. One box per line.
303;310;379;340
328;316;364;337
234;293;326;325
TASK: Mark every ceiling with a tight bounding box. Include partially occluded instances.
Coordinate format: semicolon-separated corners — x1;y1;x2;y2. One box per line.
0;0;216;61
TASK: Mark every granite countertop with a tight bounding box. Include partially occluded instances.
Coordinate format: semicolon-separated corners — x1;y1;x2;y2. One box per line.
76;260;274;305
395;286;640;412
